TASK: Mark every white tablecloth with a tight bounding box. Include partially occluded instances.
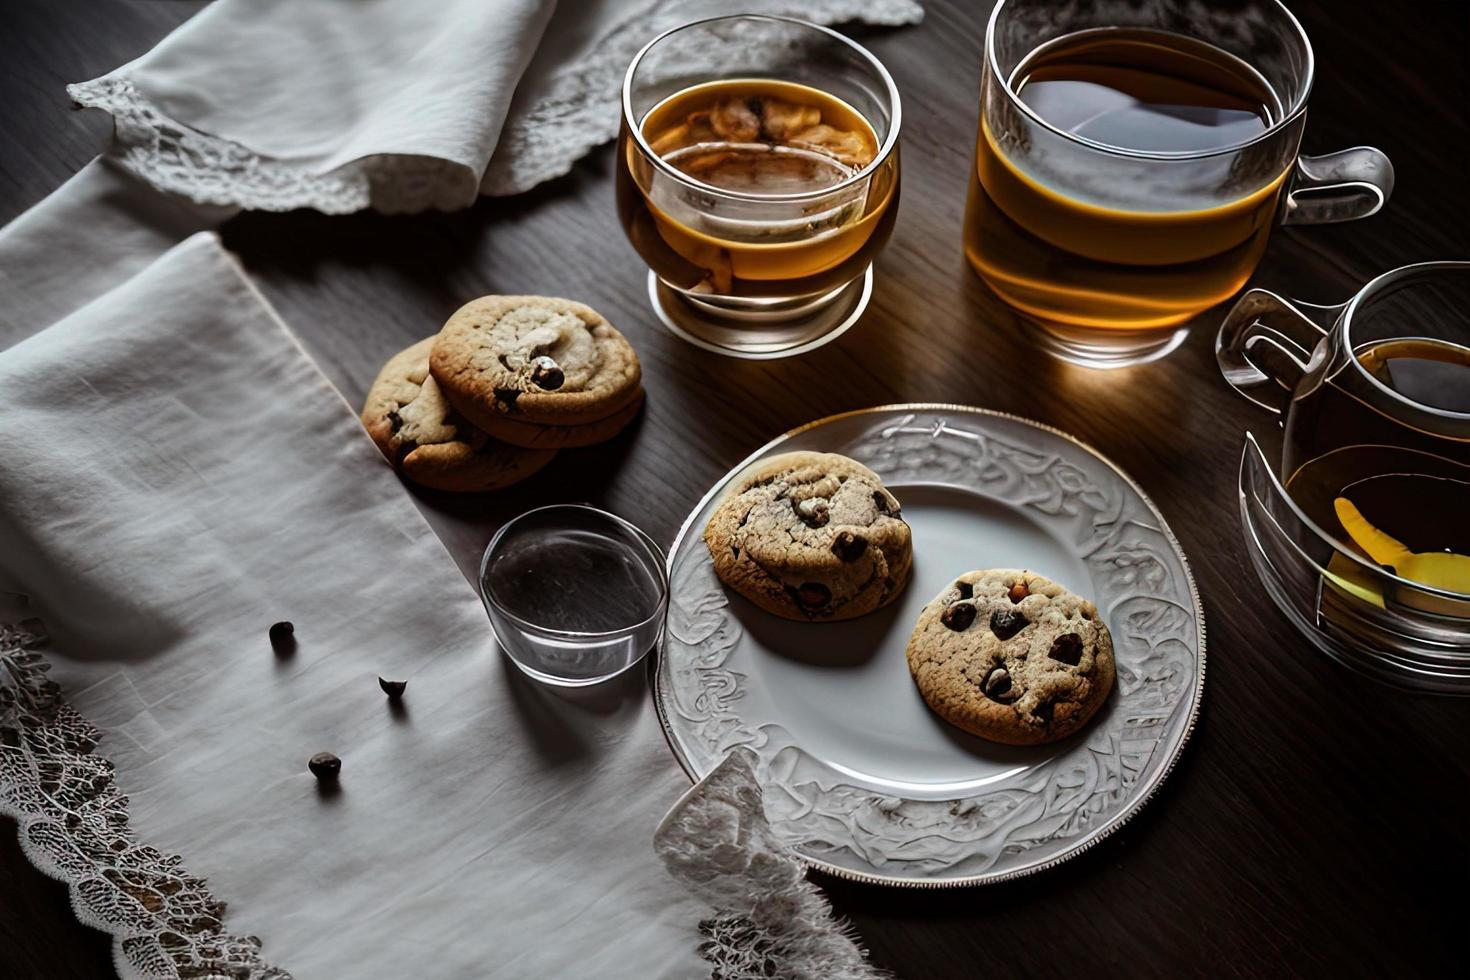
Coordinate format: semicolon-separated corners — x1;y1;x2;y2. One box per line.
1;1;924;975
0;231;706;978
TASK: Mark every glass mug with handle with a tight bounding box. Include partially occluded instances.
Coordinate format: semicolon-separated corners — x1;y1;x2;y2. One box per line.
965;0;1394;369
617;15;901;359
1219;261;1470;611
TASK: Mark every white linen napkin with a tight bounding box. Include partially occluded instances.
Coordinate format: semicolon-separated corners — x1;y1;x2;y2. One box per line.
0;157;229;350
68;0;923;212
0;232;705;979
656;749;889;980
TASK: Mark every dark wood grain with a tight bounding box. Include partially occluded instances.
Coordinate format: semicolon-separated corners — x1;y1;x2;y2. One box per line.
2;1;1466;977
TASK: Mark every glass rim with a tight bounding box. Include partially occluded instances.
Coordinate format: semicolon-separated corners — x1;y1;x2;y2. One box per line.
479;503;670;640
985;0;1316;161
1340;260;1470;423
621;14;903;203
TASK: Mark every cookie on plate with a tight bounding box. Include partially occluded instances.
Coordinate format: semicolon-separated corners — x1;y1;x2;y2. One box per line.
703;451;912;622
361;338;556;492
906;569;1114;745
429;295;643;447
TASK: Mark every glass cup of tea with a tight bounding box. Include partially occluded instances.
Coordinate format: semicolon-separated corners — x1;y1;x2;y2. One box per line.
617;15;901;359
1219;261;1470;685
965;0;1395;369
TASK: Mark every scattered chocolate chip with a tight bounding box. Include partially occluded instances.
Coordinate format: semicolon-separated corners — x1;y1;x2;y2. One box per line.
1034;701;1055;726
795;582;831;608
955;581;973;600
941;602;976;631
268;621;295;653
1008;581;1029;603
379;677;407;699
872;491;889;513
981;666;1015;703
308;752;341;781
831;531;866;562
794;497;830;528
529;356;564;391
494;387;521;410
989;609;1026;640
386;409;403;434
1048;633;1084;666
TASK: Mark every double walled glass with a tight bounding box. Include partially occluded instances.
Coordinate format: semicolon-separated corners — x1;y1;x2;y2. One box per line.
618;15;902;359
965;0;1394;368
1222;263;1470;694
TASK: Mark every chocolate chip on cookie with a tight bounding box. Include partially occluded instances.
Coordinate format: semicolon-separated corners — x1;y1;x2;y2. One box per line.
981;665;1016;703
1048;633;1084;666
831;531;866;563
704;451;913;622
361;337;556;493
941;602;976;632
989;608;1027;640
905;569;1114;746
795;582;833;608
529;356;565;391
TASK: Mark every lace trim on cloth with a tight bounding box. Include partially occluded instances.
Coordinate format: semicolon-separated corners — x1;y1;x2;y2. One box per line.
67;1;921;213
65;78;480;215
655;748;890;980
480;0;924;197
0;615;292;980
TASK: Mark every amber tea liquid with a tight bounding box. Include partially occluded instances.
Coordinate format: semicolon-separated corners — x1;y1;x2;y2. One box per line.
965;28;1285;331
617;79;897;299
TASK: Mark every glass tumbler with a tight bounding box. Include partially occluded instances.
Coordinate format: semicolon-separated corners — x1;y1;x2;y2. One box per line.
965;0;1394;368
617;15;902;359
480;505;669;687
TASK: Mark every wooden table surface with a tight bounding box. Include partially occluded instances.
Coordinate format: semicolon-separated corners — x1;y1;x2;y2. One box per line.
3;1;1466;977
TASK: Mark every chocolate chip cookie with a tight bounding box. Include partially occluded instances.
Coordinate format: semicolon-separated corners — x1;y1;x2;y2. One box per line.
704;451;912;621
906;570;1114;745
429;295;643;447
361;338;556;492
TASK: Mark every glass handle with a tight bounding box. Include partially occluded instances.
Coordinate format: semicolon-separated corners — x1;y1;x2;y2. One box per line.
1215;288;1335;415
1282;147;1394;225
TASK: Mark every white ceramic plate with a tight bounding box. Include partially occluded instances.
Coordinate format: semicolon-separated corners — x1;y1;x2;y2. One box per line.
654;405;1206;887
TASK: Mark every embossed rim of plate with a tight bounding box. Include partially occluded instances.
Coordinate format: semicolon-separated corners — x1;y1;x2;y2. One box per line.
652;404;1207;888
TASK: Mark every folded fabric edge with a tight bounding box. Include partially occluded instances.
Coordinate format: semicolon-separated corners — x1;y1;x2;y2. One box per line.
0;613;294;980
653;747;891;980
67;78;480;216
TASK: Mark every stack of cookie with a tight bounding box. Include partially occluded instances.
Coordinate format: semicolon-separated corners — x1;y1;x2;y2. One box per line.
361;296;643;492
